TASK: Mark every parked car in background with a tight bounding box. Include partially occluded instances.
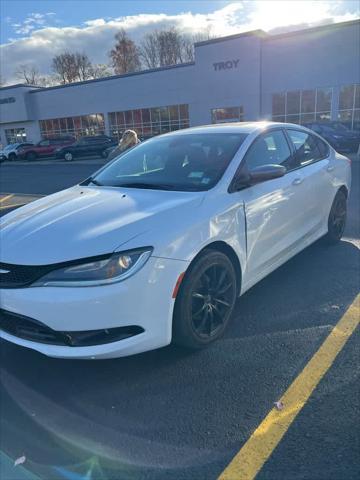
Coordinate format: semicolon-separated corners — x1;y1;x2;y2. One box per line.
304;122;360;152
19;136;76;161
102;145;117;158
55;135;117;161
0;143;34;162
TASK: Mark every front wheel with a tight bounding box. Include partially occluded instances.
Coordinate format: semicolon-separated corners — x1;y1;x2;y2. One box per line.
64;151;73;162
323;190;347;245
8;153;17;162
173;250;237;349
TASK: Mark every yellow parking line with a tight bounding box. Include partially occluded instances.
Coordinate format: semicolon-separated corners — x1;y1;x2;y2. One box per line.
0;194;13;204
219;294;360;480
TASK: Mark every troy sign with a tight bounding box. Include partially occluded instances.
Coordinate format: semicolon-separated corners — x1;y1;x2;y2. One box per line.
213;59;240;71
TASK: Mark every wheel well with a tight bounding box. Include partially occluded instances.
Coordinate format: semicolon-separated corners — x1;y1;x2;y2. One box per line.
338;185;348;199
195;241;242;295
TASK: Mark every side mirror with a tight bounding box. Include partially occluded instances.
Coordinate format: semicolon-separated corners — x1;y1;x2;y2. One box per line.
232;164;286;191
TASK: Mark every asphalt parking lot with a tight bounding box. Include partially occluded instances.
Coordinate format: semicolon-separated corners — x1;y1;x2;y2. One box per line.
0;159;359;480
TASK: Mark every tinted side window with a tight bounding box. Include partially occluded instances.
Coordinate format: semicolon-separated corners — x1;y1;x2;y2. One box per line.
245;130;295;171
287;130;323;166
316;137;330;157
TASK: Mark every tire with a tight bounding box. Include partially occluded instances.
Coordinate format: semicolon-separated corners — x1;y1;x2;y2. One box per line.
173;250;237;349
64;151;73;162
323;190;347;245
8;153;17;162
26;151;37;162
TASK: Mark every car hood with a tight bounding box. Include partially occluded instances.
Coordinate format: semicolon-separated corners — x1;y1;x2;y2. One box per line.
0;186;204;265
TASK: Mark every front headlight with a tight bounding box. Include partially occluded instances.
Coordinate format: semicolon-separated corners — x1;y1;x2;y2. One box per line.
33;248;153;287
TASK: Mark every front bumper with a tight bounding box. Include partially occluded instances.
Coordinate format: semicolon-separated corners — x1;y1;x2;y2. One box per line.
0;256;188;359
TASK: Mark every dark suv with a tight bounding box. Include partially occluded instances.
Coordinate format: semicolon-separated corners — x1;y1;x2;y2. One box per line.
55;135;117;161
19;136;76;161
304;122;360;152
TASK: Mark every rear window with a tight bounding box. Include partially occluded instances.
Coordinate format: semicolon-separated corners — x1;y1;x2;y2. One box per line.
287;130;327;166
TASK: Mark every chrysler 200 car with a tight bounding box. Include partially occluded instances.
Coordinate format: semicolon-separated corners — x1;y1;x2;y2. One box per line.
0;123;351;359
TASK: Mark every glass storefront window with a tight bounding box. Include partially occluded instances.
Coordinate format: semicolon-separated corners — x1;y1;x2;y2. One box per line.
316;111;331;121
39;114;105;139
286;114;300;124
301;90;316;113
272;93;285;116
272;87;333;125
355;85;360;109
5;128;27;144
300;113;315;124
338;84;360;130
316;88;332;112
339;85;355;110
108;104;189;140
211;106;244;124
286;91;301;115
179;104;189;120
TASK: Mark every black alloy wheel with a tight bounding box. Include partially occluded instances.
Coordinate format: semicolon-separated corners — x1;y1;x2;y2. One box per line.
324;190;347;244
173;250;237;349
8;153;17;162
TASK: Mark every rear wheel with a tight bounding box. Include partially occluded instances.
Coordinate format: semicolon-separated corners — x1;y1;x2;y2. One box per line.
26;151;37;161
323;190;347;245
173;250;237;349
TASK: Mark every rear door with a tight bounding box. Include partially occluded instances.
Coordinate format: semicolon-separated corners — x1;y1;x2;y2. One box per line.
238;128;310;281
285;129;335;232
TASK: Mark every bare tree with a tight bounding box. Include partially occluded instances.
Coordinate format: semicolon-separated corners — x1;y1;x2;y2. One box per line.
52;51;92;84
139;32;159;69
182;27;215;63
140;27;214;68
90;63;113;79
75;52;92;81
109;29;141;74
15;64;43;85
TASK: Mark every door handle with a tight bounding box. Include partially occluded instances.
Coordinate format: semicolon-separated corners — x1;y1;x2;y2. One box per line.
327;165;335;172
292;178;303;186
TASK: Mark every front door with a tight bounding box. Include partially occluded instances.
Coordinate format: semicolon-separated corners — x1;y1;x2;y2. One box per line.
240;129;309;284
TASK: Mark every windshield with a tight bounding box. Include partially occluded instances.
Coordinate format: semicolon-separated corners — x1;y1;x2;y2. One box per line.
93;133;247;191
3;144;18;151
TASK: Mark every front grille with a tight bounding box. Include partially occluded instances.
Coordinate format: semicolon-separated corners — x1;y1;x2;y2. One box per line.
0;262;52;288
0;309;144;347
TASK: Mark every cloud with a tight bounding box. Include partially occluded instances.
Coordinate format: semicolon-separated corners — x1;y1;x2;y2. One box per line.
1;2;358;85
10;12;56;35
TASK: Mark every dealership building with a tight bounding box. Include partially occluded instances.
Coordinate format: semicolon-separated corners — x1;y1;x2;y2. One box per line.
0;19;359;146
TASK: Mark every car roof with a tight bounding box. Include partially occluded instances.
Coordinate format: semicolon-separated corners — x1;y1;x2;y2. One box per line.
165;121;309;136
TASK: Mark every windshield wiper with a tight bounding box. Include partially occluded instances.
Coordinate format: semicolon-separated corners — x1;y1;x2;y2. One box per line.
117;182;176;191
84;177;103;186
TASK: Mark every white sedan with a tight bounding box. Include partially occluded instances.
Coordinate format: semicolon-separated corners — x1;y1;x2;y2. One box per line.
0;123;351;359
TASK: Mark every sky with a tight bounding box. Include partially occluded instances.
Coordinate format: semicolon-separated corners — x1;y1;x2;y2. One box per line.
1;0;359;85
